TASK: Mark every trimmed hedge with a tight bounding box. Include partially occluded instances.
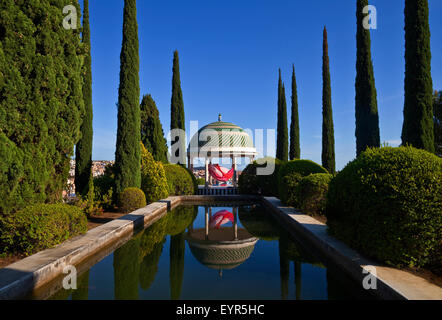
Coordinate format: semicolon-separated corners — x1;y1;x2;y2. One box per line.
163;164;196;196
278;160;328;206
119;187;147;213
140;143;169;203
326;146;442;273
238;157;282;196
296;173;333;216
0;204;87;255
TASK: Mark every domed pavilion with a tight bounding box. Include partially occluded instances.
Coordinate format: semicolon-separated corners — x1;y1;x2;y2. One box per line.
187;115;257;191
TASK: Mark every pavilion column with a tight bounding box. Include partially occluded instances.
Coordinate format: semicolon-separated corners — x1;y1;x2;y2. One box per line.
233;207;238;240
205;158;209;187
232;156;238;187
205;206;209;240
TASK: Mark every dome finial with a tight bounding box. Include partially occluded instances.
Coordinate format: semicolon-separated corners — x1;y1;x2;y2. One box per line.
218;113;222;122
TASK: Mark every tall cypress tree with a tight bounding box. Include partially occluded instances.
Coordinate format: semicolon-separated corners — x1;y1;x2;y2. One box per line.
169;232;185;300
290;65;301;160
170;51;186;165
322;27;336;174
0;0;84;214
140;94;169;163
402;0;434;152
75;0;93;197
276;70;288;161
115;0;141;196
355;0;380;157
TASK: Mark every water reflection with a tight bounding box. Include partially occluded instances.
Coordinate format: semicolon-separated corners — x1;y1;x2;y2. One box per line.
45;203;374;300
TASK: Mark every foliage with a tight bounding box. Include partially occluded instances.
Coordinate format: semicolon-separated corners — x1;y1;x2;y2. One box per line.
196;178;205;185
0;204;87;255
238;157;282;196
164;205;197;236
402;0;434;153
140;143;169;203
238;205;281;241
355;0;380;157
113;236;141;300
170;50;186;165
278;159;328;206
114;0;141;196
326;146;442;272
290;65;301;160
163;164;195;196
170;233;185;300
276;69;289;161
434;91;442;157
140;94;169;163
322;27;336;173
0;0;84;214
75;0;94;197
92;173;115;211
296;173;333;216
118;187;146;213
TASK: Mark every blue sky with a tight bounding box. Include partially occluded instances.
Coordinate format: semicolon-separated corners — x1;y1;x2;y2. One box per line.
83;0;442;170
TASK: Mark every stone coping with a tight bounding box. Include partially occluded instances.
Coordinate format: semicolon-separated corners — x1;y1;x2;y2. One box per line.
262;197;442;300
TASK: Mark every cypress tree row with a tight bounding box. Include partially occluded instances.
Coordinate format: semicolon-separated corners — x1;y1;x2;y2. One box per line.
276;70;288;162
355;0;380;157
290;65;301;160
0;0;84;214
115;0;141;196
402;0;434;153
75;0;94;197
322;27;336;174
434;91;442;157
170;51;186;165
140;94;169;163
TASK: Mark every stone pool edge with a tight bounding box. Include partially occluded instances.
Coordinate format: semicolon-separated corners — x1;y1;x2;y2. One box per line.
262;196;442;300
0;195;258;300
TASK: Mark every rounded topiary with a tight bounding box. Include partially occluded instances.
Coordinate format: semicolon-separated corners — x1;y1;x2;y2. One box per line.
0;204;87;256
238;157;282;196
296;173;333;216
278;160;328;205
118;187;147;213
326;146;442;272
163;164;195;196
140;143;169;203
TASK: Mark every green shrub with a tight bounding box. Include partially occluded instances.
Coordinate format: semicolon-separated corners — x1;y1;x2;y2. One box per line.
163;164;195;196
296;173;333;216
119;187;147;213
0;204;87;255
326;146;442;272
238;157;282;196
196;178;205;185
92;174;115;212
140;143;169;203
278;160;328;205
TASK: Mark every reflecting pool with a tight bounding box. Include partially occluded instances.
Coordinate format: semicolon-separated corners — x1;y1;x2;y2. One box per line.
39;203;375;300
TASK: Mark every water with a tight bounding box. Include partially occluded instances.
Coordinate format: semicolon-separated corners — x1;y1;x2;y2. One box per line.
41;203;375;300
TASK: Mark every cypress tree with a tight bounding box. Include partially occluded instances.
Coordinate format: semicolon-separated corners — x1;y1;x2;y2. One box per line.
355;0;380;157
170;51;186;165
115;0;141;196
322;27;336;174
402;0;434;152
75;0;94;197
290;65;301;160
169;232;185;300
140;94;169;163
434;91;442;157
276;70;288;162
0;0;84;214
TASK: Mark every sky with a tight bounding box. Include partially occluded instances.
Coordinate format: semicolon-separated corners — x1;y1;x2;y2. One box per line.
83;0;442;170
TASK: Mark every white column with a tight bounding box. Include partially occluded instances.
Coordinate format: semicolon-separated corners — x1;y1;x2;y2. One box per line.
205;206;209;240
233;207;238;240
205;158;209;187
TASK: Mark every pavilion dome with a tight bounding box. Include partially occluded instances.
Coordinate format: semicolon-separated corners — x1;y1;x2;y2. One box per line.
187;116;257;158
184;227;258;270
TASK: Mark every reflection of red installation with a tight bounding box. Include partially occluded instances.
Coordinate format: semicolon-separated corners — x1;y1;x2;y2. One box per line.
210;210;234;229
208;164;234;182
